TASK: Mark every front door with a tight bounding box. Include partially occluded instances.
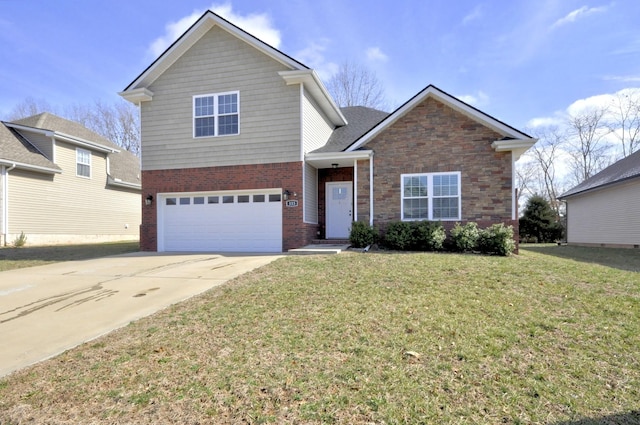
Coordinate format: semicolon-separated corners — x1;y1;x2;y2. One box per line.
326;181;352;238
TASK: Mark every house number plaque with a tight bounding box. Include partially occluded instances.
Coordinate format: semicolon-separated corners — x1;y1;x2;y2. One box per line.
285;200;298;207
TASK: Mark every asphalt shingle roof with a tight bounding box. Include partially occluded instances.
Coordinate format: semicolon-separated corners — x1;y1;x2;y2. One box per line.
0;122;61;171
560;148;640;198
312;106;389;153
8;113;140;186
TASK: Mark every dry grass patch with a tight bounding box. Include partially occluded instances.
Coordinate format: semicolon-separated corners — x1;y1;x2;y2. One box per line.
0;247;639;424
0;241;139;271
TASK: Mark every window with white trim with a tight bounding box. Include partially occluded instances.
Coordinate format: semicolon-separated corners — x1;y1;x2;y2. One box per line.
76;148;91;178
401;172;461;220
193;92;239;137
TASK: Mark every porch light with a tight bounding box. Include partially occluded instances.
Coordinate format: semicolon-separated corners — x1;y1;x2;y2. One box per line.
283;190;297;201
145;194;154;206
332;163;339;169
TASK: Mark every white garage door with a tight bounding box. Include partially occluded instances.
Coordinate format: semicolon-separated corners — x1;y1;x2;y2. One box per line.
159;190;282;252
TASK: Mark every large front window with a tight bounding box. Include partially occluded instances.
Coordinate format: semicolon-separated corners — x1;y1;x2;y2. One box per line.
401;172;461;220
193;92;239;137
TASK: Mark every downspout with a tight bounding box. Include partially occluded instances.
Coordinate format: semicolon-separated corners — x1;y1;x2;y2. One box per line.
353;159;358;221
2;163;16;246
369;152;374;227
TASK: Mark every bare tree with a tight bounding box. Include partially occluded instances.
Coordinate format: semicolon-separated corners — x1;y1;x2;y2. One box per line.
607;90;640;157
69;100;141;157
528;126;566;216
566;106;612;185
6;97;57;121
7;98;140;157
325;61;388;110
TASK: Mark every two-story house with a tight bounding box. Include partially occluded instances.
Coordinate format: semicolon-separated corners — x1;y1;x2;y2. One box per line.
0;113;141;246
120;10;535;253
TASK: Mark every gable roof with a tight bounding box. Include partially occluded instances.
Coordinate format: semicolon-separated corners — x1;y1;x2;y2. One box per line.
0;122;61;173
120;10;345;126
313;106;389;153
560;149;640;199
345;85;535;158
4;113;140;187
123;10;308;92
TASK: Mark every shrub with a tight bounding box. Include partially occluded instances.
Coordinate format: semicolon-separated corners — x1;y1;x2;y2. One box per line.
412;221;446;251
349;221;378;248
477;224;515;256
450;222;480;252
383;221;414;250
383;221;445;251
12;231;27;248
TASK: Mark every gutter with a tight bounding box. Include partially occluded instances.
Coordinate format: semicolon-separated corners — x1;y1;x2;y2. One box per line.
105;157;141;190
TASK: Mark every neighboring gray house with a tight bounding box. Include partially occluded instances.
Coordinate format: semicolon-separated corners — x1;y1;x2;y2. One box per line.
559;149;640;248
0;113;141;246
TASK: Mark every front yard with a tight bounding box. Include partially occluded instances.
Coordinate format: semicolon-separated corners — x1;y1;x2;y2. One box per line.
1;246;638;424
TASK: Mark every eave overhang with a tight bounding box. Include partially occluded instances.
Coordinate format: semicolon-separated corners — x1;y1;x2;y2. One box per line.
118;88;154;104
305;150;373;169
491;138;537;161
0;159;62;175
107;176;142;190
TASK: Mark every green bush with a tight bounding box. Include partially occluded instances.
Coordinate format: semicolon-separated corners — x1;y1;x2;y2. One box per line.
519;195;564;242
383;221;414;250
477;224;515;256
450;222;479;252
383;221;445;251
349;221;378;248
412;221;445;251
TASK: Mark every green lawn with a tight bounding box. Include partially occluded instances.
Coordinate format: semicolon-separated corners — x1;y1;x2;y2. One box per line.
1;246;638;424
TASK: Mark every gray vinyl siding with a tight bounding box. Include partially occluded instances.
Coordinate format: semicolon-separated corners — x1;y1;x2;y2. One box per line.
566;179;640;246
141;25;301;171
16;130;54;160
304;162;318;224
7;141;140;238
302;89;334;154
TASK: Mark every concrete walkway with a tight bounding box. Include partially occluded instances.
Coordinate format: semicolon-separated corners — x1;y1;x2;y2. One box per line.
0;252;281;377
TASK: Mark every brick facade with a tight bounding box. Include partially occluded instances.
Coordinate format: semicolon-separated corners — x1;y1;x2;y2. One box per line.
140;161;315;251
354;97;518;239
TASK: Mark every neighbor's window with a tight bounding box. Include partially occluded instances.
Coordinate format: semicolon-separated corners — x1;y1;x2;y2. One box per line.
193;92;239;137
76;148;91;178
401;172;461;220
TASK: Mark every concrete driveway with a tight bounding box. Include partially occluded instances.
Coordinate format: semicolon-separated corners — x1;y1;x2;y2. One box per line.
0;252;282;377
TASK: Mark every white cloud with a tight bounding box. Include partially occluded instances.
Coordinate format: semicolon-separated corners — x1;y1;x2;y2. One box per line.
366;47;388;62
148;3;281;58
551;5;607;28
526;115;564;128
462;5;483;25
458;90;490;107
603;74;640;83
295;40;338;80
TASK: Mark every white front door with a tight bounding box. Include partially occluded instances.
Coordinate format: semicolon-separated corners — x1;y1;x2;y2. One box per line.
326;181;352;238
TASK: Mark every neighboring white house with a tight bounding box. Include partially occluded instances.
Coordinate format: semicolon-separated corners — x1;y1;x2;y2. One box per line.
0;113;141;246
559;149;640;248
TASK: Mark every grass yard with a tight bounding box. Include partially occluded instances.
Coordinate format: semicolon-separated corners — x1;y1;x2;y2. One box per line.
0;241;139;271
0;246;639;424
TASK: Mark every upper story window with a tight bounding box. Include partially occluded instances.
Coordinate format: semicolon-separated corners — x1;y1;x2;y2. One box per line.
401;172;461;221
193;92;239;138
76;148;91;178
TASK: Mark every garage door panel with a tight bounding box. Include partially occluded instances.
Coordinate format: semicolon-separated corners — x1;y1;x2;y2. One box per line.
160;191;282;252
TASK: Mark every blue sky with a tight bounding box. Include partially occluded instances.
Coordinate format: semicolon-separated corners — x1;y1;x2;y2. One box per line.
1;0;639;131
